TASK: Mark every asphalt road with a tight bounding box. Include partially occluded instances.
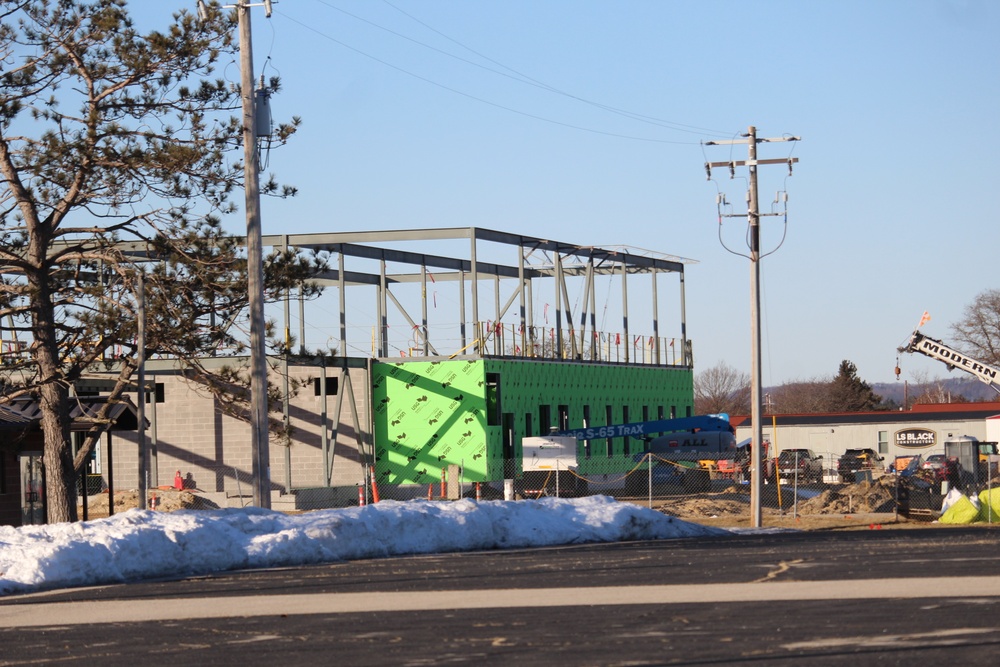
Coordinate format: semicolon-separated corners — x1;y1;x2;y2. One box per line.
3;526;1000;666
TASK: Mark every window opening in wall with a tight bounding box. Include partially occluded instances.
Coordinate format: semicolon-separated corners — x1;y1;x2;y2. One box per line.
486;373;501;427
670;406;677;419
525;412;533;438
313;377;339;396
539;404;551;435
878;430;889;455
558;405;569;431
502;412;515;479
685;405;692;417
606;405;614;458
657;406;665;420
622;405;631;456
583;405;592;459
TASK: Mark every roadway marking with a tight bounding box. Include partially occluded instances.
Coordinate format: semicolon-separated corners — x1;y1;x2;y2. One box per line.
2;576;1000;628
782;627;996;650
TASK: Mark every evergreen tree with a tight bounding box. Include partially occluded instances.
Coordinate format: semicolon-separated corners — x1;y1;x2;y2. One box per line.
828;360;883;412
0;0;322;522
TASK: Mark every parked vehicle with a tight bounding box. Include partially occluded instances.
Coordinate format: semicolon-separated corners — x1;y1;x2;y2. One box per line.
777;448;823;482
920;454;948;481
838;448;884;483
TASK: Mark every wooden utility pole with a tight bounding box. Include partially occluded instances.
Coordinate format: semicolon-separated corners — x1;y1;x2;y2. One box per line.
237;0;270;508
137;272;147;509
704;126;799;528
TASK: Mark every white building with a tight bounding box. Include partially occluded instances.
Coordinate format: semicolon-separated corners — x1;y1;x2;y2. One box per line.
733;402;1000;473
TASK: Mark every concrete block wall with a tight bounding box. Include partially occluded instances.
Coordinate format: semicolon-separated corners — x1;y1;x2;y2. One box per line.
99;361;371;498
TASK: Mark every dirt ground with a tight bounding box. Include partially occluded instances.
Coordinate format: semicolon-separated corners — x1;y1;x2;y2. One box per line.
79;488;220;519
75;475;954;532
633;476;948;531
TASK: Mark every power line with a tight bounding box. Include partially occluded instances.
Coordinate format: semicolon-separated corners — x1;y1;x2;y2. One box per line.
374;0;728;137
281;4;722;143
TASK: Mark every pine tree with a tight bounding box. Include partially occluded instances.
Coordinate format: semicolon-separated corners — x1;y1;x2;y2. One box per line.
829;360;883;412
0;0;322;522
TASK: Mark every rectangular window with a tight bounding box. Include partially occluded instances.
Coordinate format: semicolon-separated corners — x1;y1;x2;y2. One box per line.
582;405;592;459
657;406;665;420
502;413;515;478
606;405;614;458
539;404;551;435
622;405;631;456
524;412;533;438
557;405;569;431
486;373;501;426
313;377;339;396
878;430;889;455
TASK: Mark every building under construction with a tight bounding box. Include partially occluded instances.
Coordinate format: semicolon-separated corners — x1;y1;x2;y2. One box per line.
3;227;698;521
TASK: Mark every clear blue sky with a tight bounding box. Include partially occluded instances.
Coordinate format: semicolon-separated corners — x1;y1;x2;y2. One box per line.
136;1;1000;387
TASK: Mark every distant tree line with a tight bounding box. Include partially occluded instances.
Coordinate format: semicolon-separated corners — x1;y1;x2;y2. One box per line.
695;288;1000;415
694;359;884;416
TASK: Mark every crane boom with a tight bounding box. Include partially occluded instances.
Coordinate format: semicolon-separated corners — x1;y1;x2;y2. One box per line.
898;330;1000;393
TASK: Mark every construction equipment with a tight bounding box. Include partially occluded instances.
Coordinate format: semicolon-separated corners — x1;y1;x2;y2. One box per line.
552;415;749;493
518;435;587;498
897;330;1000;394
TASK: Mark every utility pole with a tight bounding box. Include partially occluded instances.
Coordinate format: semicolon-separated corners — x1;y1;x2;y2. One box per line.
201;0;274;508
136;272;147;509
704;126;799;528
239;0;272;509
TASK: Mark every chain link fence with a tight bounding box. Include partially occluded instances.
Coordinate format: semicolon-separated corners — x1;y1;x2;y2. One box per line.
357;449;906;522
74;423;999;528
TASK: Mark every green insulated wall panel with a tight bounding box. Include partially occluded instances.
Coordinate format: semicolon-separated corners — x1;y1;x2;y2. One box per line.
372;358;693;485
481;359;694;476
372;360;490;486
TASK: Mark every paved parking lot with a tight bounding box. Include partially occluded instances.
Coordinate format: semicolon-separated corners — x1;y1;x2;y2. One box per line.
4;525;1000;665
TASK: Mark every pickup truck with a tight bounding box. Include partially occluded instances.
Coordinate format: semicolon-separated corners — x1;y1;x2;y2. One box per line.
838;448;884;483
777;448;824;482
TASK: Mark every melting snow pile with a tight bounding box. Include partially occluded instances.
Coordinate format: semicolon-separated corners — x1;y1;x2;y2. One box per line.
0;495;728;596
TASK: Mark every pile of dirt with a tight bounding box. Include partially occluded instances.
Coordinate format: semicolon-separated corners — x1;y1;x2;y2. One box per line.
656;484;753;518
650;478;900;520
796;477;897;514
79;489;220;518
